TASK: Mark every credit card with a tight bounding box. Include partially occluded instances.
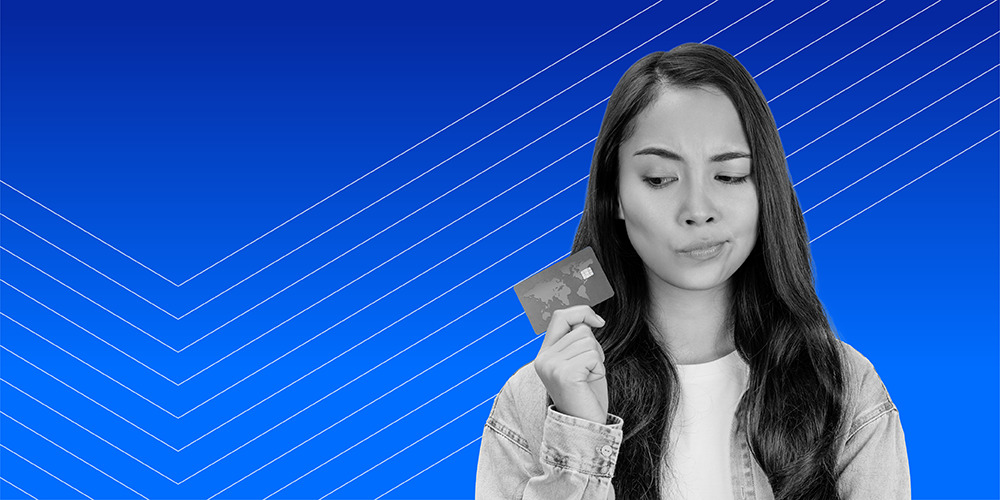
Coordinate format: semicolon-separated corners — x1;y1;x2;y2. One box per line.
513;246;615;335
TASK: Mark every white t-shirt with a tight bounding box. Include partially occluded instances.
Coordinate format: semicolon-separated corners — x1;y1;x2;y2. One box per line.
661;349;749;499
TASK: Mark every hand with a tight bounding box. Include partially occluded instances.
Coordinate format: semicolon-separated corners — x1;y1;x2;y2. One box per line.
533;305;609;425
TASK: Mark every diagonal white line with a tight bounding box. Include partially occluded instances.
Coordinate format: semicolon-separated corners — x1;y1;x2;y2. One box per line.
754;0;890;79
348;131;1000;495
0;476;39;500
792;44;999;183
810;129;999;243
257;333;540;500
0;379;178;483
766;0;941;97
0;0;707;297
180;0;893;413
0;412;149;499
0;0;664;288
2;23;979;448
173;0;665;287
0;2;924;466
0;338;178;418
172;185;587;420
0;0;770;363
0;214;180;319
735;0;830;57
0;281;181;384
804;98;999;215
319;394;501;499
779;3;999;132
700;0;775;43
175;0;777;381
168;0;718;315
374;435;483;500
0;139;592;393
0;444;93;500
172;99;603;339
0;180;179;285
0;340;181;445
0;249;179;352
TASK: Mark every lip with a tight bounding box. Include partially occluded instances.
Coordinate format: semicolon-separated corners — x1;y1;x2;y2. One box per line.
677;240;727;260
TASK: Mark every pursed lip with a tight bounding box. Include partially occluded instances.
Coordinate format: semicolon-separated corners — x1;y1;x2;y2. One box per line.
677;240;727;253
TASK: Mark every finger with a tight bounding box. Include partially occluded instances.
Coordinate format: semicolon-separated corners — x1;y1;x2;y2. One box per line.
564;349;605;379
554;331;603;360
550;323;594;353
540;305;606;349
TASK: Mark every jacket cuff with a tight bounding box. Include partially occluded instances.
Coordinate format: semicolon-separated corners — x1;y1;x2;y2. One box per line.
540;404;624;478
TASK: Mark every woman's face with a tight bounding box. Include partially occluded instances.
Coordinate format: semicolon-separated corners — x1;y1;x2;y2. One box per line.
617;85;758;295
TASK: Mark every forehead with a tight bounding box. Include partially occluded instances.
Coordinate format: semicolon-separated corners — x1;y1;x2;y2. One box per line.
623;85;748;152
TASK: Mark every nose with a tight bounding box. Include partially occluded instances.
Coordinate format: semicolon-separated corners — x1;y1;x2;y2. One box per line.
678;178;719;226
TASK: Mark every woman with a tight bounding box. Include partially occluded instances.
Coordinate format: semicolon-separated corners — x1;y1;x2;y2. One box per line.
475;43;909;499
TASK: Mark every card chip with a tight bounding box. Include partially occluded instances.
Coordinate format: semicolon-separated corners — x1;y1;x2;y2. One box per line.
581;267;594;280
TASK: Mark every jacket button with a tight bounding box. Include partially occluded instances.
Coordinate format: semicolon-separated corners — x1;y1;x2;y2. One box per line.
600;445;613;457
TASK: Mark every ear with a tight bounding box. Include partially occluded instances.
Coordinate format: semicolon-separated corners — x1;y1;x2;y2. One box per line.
617;199;624;220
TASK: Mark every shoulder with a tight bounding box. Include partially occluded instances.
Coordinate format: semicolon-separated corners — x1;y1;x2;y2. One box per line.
485;361;550;454
836;340;898;443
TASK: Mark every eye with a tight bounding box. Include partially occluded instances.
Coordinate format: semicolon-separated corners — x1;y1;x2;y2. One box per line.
716;174;750;185
643;176;677;188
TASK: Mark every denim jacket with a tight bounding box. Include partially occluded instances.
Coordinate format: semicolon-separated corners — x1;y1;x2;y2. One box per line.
475;341;910;499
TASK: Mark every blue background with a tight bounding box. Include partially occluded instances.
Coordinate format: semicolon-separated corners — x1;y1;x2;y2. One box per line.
1;0;997;498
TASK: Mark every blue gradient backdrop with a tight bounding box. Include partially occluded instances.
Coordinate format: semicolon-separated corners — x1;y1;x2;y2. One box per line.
1;0;997;498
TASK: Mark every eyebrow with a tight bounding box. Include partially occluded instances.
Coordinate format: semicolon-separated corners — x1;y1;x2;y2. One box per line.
633;147;751;162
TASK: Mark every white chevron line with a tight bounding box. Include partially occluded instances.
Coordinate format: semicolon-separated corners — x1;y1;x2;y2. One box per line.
1;6;981;499
0;476;39;500
373;435;483;499
734;0;831;57
0;444;92;500
1;379;177;483
169;101;604;347
0;140;592;401
0;282;181;383
169;186;587;421
0;172;586;424
804;98;999;215
811;129;999;243
793;45;999;184
341;130;1000;497
1;258;541;484
319;394;500;499
0;3;966;468
765;0;940;96
0;0;666;288
0;214;180;319
2;39;981;462
0;0;784;394
252;334;539;500
0;339;180;447
0;325;179;418
0;0;822;378
0;247;180;352
780;3;998;133
0;413;148;499
753;0;890;79
0;0;711;314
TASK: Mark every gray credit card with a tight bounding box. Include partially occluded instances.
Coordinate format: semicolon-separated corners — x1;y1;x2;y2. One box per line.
513;246;615;335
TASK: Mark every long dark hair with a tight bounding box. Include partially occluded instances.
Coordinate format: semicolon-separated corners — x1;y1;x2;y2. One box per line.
571;43;846;499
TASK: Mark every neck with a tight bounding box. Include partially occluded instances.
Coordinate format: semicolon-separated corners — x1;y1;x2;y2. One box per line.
647;277;734;365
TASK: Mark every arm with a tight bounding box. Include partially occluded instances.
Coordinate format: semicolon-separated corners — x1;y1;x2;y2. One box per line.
476;381;622;499
836;395;911;499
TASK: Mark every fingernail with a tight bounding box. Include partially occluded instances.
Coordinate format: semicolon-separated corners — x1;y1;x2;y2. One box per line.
597;316;606;325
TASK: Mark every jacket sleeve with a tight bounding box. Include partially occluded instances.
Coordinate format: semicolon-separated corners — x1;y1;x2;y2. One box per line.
475;379;623;500
836;386;911;498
